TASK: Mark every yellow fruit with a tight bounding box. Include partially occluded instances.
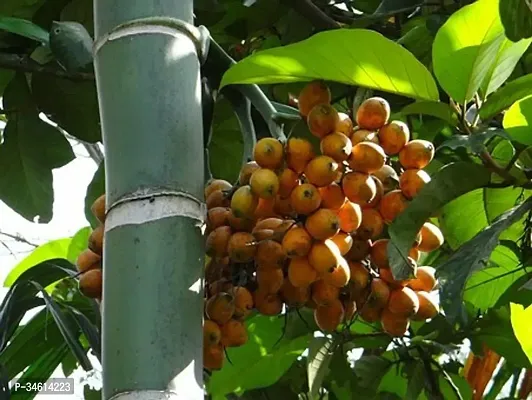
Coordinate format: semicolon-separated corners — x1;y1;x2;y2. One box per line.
298;80;331;117
253;138;284;169
399;169;430;199
342;172;377;207
399;139;435;170
356;97;390;130
320;132;353;162
378;121;410;155
231;185;259;219
290;183;322;215
308;104;340;138
348;142;386;174
304;155;341;187
418;222;444;252
250;168;280;199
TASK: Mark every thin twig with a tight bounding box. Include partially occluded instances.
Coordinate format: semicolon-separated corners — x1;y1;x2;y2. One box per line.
0;53;94;81
0;240;16;257
431;360;463;400
0;231;38;247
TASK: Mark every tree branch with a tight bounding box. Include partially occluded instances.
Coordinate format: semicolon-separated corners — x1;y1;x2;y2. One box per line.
0;231;38;247
0;53;94;81
283;0;341;31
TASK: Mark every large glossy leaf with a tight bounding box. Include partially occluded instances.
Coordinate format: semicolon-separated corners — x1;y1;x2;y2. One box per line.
307;337;335;399
0;74;75;223
503;94;532;145
432;0;525;103
398;101;456;125
510;302;532;364
66;227;92;263
387;162;491;280
28;281;92;371
499;0;532;42
353;355;392;394
0;17;49;44
31;73;101;143
207;314;310;396
84;161;105;229
64;305;101;361
473;306;531;368
438;197;532;322
480;73;532;119
221;29;439;101
4;239;73;287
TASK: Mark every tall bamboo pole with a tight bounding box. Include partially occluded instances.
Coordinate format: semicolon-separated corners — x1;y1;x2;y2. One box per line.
93;1;205;399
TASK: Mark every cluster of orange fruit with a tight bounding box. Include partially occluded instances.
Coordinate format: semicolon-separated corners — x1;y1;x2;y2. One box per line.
75;195;106;301
203;81;444;370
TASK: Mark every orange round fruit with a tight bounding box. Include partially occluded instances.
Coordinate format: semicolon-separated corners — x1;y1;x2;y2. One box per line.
418;222;444;252
342;172;377;207
381;308;410;337
372;165;399;193
345;237;372;261
227;211;253;232
203;320;222;346
349;261;370;290
233;286;254;319
314;298;344;332
358;208;384;240
253;289;283;315
253;138;284;169
378;121;410;155
308;104;340;138
256;267;284;293
359;304;383;323
323;258;351;288
370;239;389;269
369;278;391;308
205;179;232;200
88;225;104;256
288;257;318;287
206;189;230;209
319;183;346;210
204;342;224;370
348;142;386;174
250;168;280;199
330;232;353;256
388;287;420;317
308;240;342;273
239;161;260;185
379;268;410;289
280;280;310;307
253;217;284;232
320;132;352;162
399;169;430;199
304;155;340;187
290;183;322;215
399;139;435;169
407;266;437;292
205;292;235;325
206;226;232;257
379;190;409;223
227;232;256;263
412;291;439;320
286;137;315;174
256;239;286;269
365;176;384;209
278;168;299;198
91;194;106;223
298;80;331;117
305;208;340;240
254;198;276;219
207;207;231;232
336;201;362;233
351;128;379;145
220;319;248;347
282;226;313;258
79;268;102;299
356;97;390;130
76;249;101;274
336;112;354;137
311;279;340;305
274;195;296;217
231;185;259;219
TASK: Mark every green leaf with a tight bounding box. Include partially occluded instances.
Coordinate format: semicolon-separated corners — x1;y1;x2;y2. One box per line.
65;305;101;361
307;337;335;399
378;363;407;398
84;386;101;400
398;101;456;125
31;73;101;143
510;302;532;365
387;162;492;280
405;362;425;400
0;16;49;44
503;94;532;145
438;197;532;322
4;239;73;287
480;74;532;120
397;22;434;67
0;74;75;223
61;351;78;377
432;0;516;103
66;227;92;263
353;356;392;393
207;314;310;396
437;128;510;154
499;0;532;42
28;281;92;370
221;29;439;101
464;245;526;311
84;161;105;229
473;305;531;368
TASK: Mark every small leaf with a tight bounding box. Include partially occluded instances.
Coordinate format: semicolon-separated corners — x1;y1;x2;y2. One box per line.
84;386;101;400
503;94;532;146
480;74;532;120
388;162;492;280
28;281;92;371
399;101;457;125
437;128;511;154
405;362;425;400
499;0;532;42
432;0;509;103
438;197;532;322
0;17;49;44
510;302;532;365
307;337;335;399
221;29;439;101
354;356;392;393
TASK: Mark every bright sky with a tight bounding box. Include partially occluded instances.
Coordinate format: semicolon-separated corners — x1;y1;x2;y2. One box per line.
0;136;102;398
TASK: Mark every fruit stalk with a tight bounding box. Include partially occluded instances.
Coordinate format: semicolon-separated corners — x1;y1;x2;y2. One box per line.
93;2;205;399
